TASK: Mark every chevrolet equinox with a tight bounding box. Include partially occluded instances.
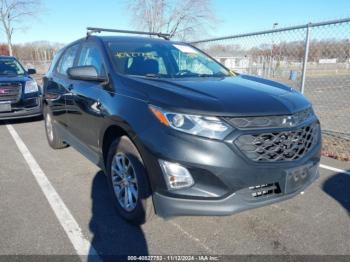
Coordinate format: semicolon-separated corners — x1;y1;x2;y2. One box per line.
43;30;321;224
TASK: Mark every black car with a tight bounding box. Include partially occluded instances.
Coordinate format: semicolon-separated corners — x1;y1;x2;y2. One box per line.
43;30;321;224
0;56;42;120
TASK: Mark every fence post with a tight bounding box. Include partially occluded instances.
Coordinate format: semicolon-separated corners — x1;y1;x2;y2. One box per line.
300;23;311;94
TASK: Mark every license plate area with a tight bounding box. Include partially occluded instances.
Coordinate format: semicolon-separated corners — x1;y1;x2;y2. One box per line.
285;163;313;193
0;102;11;112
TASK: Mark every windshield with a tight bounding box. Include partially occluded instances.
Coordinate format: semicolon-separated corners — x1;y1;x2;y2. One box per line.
107;41;232;78
0;58;25;76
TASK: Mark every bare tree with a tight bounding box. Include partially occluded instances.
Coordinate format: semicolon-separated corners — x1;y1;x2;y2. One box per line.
0;0;41;56
128;0;217;40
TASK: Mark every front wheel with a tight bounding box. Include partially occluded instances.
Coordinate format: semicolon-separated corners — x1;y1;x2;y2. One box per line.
106;136;154;225
44;106;68;150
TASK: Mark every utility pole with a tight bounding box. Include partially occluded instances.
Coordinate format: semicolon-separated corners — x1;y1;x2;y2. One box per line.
268;23;278;78
300;23;311;94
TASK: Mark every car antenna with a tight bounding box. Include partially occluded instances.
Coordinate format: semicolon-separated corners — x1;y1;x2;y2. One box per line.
86;27;171;40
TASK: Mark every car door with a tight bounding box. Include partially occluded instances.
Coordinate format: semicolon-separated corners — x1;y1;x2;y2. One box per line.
45;44;80;128
65;40;108;159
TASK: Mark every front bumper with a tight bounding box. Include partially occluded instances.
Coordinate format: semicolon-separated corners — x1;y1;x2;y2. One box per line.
137;114;322;218
0;97;42;120
153;164;319;217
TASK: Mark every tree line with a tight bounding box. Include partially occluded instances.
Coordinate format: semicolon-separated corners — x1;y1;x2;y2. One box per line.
0;41;62;62
204;39;350;63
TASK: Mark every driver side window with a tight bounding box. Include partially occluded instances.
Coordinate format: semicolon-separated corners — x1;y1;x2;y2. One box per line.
78;43;106;77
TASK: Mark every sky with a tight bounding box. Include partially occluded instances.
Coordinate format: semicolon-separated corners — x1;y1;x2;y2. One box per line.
8;0;350;44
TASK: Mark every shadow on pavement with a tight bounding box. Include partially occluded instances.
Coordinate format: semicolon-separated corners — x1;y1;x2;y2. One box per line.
0;115;43;125
89;171;148;261
322;170;350;215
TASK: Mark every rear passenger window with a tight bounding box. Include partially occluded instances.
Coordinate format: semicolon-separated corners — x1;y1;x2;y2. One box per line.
57;44;79;75
78;44;106;76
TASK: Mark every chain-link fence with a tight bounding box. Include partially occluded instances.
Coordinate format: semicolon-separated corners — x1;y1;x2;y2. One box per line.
191;18;350;160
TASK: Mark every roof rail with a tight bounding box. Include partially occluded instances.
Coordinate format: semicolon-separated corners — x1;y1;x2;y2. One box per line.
86;27;171;40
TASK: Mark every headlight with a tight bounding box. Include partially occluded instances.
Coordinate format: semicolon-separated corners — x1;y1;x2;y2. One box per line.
149;105;233;140
24;80;39;94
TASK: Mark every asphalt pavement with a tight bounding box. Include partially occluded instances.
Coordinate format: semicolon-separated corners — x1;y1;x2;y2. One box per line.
0;118;349;260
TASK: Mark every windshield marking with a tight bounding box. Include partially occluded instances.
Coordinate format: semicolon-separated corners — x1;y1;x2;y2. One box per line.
173;44;198;54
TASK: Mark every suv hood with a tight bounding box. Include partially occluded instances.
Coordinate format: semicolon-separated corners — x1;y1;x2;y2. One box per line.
0;75;30;83
128;75;311;116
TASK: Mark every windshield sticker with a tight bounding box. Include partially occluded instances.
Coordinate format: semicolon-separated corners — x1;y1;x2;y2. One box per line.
173;44;198;54
115;52;158;59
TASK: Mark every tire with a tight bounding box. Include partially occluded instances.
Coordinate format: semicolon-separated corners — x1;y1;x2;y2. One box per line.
43;105;68;150
106;136;154;225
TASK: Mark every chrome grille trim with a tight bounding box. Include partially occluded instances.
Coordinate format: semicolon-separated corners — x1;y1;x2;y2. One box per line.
0;82;22;103
225;108;315;129
235;123;320;162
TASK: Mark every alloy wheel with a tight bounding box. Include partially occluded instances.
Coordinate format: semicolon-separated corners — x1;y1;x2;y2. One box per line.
111;153;139;212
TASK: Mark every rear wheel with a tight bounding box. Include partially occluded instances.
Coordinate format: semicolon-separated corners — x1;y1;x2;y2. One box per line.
106;136;154;225
44;106;68;149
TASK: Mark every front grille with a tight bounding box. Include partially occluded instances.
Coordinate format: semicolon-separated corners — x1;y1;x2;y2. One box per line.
0;83;22;103
235;123;319;162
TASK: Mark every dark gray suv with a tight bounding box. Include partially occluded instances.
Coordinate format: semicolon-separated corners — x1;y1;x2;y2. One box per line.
43;29;321;224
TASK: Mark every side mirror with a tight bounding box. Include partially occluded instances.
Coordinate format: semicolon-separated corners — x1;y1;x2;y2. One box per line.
27;68;36;75
67;66;107;82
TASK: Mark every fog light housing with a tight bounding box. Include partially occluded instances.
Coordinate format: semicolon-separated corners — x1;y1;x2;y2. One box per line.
159;160;194;189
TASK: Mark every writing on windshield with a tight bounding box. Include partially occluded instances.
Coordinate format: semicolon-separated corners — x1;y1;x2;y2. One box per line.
108;41;233;78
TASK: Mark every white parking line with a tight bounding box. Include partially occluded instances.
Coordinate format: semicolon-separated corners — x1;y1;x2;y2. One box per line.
6;124;100;261
320;164;350;175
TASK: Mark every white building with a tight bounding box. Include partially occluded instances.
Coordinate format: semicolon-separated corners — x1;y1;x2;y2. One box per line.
215;56;250;72
319;58;337;64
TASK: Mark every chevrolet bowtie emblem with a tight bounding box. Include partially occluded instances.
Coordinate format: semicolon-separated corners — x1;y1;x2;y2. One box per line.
283;116;295;127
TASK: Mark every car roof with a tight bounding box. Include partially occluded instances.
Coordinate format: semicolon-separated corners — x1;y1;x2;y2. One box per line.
58;35;189;56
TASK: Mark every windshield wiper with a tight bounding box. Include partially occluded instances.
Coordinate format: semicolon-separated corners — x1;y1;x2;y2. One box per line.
198;73;227;77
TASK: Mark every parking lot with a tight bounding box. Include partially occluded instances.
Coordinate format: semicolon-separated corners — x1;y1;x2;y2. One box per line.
0;118;349;259
303;75;349;137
